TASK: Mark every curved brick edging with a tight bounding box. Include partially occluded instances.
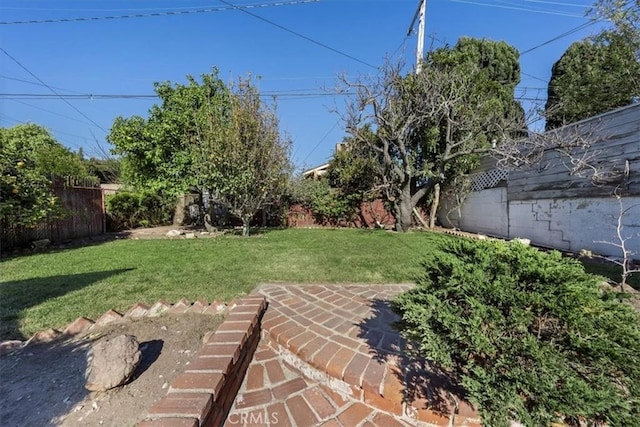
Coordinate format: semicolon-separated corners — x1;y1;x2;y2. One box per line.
256;284;482;427
137;296;267;427
0;299;229;356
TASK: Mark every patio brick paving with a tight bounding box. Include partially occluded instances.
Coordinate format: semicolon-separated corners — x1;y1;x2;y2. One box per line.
226;284;482;427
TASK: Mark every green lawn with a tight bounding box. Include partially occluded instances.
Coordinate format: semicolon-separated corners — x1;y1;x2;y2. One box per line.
0;228;454;340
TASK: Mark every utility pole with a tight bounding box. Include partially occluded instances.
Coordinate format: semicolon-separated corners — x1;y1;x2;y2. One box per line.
407;0;427;73
408;0;438;228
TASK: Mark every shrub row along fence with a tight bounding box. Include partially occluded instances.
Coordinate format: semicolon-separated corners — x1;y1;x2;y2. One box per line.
1;177;105;252
287;199;396;229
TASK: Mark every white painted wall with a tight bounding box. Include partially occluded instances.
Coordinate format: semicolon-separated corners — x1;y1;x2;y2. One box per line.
441;192;640;259
441;188;509;238
509;196;640;258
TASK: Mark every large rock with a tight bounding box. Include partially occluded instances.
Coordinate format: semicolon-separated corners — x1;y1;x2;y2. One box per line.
85;334;141;391
166;229;183;238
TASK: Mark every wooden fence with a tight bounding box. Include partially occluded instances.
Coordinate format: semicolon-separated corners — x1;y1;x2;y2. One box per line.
287;199;396;228
1;177;105;252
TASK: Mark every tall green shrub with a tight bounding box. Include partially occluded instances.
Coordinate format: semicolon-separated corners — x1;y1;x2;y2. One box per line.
106;191;173;230
393;239;640;426
287;177;352;225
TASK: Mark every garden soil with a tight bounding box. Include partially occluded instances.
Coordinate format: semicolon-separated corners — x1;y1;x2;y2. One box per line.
0;313;223;427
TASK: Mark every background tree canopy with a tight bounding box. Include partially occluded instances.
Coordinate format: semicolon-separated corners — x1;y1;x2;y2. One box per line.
342;37;525;232
545;0;640;128
108;70;292;235
0;123;92;226
108;72;228;197
545;32;640;129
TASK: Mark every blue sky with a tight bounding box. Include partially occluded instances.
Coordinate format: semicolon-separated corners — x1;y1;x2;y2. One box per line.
1;0;606;171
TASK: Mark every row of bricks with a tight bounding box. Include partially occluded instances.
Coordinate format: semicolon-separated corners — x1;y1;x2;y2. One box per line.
230;382;414;427
229;334;414;427
138;296;267;427
258;294;480;426
259;327;478;427
0;299;229;356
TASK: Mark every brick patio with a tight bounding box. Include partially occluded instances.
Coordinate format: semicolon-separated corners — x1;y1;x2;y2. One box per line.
1;284;481;426
226;284;481;427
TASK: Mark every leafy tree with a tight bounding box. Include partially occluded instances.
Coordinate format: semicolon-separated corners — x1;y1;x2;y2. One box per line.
287;176;352;225
545;32;640;129
108;71;228;197
343;38;524;231
0;123;91;226
393;239;640;426
323;127;383;224
193;77;292;236
110;71;292;235
591;0;639;47
84;156;121;184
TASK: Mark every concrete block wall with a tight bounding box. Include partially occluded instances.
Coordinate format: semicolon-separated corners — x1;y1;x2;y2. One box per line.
449;188;509;238
439;104;640;259
442;192;640;259
508;200;571;250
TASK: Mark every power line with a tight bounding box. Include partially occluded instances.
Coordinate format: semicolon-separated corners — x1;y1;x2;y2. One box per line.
521;71;549;83
520;4;640;55
520;20;597;54
0;2;300;12
0;47;109;133
0;74;87;94
450;0;587;18
217;0;378;70
9;99;102;127
522;0;592;7
299;119;340;164
0;92;355;99
0;0;319;25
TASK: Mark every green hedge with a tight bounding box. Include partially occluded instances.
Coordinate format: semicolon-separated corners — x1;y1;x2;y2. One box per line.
106;191;173;230
393;239;640;426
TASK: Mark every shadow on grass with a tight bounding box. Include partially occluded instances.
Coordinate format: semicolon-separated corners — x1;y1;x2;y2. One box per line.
0;268;135;341
0;232;124;260
358;298;471;418
222;226;284;237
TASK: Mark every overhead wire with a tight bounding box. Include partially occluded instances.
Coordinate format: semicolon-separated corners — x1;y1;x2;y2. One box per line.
217;0;378;70
0;0;320;25
299;119;340;165
449;0;587;18
520;20;598;54
0;47;108;133
1;74;87;94
9;99;104;128
0;113;98;154
521;71;549;83
520;4;640;55
522;0;592;7
0;1;305;12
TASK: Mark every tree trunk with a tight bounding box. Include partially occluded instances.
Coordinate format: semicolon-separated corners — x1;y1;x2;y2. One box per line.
395;190;414;232
429;183;441;228
242;217;251;236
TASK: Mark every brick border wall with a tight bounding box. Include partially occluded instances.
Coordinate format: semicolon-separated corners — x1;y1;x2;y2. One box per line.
138;296;267;427
0;299;229;355
0;297;267;427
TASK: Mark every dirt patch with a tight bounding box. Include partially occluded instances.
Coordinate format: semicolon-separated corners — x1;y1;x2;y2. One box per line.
0;313;223;427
